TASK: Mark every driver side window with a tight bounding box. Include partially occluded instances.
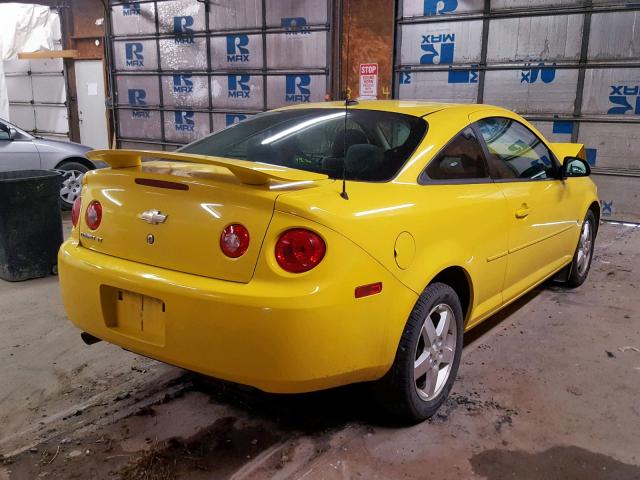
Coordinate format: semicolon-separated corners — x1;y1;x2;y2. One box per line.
475;117;557;181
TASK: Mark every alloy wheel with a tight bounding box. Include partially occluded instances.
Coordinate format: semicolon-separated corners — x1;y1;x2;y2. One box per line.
413;303;457;401
576;218;593;277
60;170;84;205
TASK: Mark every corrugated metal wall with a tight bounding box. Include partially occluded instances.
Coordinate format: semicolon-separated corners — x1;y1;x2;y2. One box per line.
109;0;332;151
395;1;640;221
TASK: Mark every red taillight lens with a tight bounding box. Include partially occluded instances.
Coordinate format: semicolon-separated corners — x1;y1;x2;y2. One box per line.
71;197;82;228
220;224;250;258
85;201;102;230
275;229;326;273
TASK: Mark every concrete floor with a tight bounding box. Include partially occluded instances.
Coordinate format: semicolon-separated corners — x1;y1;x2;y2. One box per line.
1;222;639;480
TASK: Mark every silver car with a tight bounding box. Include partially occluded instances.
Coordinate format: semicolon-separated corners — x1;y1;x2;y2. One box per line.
0;118;105;209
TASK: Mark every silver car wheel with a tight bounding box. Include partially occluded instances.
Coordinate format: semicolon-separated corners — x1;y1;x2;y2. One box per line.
576;218;593;277
60;170;84;205
413;303;457;401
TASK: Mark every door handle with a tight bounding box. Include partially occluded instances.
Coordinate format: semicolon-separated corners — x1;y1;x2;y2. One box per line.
515;205;530;219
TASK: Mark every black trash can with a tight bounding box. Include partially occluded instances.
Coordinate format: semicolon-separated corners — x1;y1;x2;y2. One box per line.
0;170;63;282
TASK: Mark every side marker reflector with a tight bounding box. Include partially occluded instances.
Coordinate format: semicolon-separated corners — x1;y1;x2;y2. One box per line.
355;282;383;298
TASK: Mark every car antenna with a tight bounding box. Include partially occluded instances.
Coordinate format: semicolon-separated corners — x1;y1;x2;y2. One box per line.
340;0;353;200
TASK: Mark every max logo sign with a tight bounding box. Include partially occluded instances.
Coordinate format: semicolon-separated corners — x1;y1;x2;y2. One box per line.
520;63;556;84
448;68;478;84
122;3;140;16
424;0;457;16
174;16;194;44
128;89;150;118
420;34;455;65
281;17;311;35
226;114;247;127
285;75;311;103
227;35;250;62
228;75;251;99
125;43;144;67
608;85;640;114
175;111;195;132
173;75;193;94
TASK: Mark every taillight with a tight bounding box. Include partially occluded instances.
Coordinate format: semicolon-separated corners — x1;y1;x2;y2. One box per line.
85;201;102;230
275;229;326;273
71;197;82;228
220;224;250;258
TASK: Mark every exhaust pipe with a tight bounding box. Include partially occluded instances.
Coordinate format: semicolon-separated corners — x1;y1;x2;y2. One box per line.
81;332;102;345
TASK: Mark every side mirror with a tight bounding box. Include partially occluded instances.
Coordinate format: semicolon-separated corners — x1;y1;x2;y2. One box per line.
8;128;17;140
562;156;590;178
345;144;383;176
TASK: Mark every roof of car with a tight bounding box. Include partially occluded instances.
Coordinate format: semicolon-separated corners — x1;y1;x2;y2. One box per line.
275;100;505;118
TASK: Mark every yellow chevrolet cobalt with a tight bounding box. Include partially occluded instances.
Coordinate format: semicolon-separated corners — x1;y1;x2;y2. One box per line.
59;101;599;422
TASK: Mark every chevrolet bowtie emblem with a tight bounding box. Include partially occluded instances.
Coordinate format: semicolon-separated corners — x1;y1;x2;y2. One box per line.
138;209;168;225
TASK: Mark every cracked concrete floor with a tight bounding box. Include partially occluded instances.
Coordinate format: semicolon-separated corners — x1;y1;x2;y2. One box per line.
0;222;639;479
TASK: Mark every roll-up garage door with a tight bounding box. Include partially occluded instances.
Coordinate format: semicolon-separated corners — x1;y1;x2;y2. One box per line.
109;0;332;151
395;1;640;221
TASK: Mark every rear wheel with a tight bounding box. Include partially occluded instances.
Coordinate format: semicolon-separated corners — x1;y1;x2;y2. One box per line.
58;161;89;210
375;282;464;423
565;210;596;288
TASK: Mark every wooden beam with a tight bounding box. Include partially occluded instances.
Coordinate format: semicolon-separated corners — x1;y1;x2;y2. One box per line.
18;49;78;59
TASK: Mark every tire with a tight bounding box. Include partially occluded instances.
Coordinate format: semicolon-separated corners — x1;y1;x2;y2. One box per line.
565;210;597;288
57;161;90;210
374;282;464;423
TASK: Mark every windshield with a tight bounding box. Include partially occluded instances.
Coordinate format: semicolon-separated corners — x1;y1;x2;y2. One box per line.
179;108;428;182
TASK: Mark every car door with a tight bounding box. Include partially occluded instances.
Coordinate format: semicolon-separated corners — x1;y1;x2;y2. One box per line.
420;126;509;325
0;121;41;172
473;115;576;302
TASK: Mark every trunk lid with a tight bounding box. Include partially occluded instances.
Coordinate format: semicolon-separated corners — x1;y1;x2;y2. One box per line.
78;160;325;283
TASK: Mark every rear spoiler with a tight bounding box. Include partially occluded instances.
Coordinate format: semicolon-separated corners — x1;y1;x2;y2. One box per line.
549;142;586;161
86;149;328;185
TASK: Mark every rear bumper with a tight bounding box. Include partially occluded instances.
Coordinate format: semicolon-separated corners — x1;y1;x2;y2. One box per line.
58;238;416;393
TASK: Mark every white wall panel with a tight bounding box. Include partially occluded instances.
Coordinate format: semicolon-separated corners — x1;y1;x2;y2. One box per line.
484;68;579;114
208;0;262;30
402;0;483;18
113;40;159;71
210;34;264;70
111;2;156;36
400;21;483;66
163;111;210;143
157;0;206;33
491;0;582;9
161;74;209;108
397;70;479;102
118;108;162;140
582;68;640;116
589;11;640;61
487;15;583;63
211;74;264;110
266;31;328;69
266;75;327;109
265;0;327;27
578;123;640;170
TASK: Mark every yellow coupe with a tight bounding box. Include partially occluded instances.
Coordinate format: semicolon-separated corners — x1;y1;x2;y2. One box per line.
59;101;598;421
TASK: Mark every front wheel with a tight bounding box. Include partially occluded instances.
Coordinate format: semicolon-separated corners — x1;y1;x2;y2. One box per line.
565;210;596;288
58;161;90;210
374;282;464;423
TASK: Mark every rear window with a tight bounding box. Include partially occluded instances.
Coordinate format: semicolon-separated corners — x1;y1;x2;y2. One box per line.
179;108;428;182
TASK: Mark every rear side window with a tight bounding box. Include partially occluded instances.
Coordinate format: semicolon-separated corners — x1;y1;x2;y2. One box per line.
423;127;489;181
476;117;556;180
180;108;428;182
